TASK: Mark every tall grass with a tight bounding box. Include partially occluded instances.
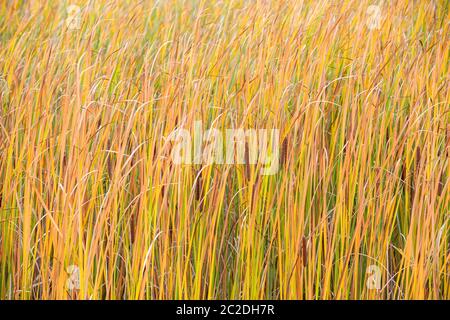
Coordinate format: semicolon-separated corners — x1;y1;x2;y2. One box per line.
0;0;448;299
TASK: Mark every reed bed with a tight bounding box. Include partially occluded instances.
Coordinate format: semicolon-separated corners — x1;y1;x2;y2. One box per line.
0;0;449;299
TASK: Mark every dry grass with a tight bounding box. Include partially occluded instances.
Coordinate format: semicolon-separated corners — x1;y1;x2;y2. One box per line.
0;0;449;299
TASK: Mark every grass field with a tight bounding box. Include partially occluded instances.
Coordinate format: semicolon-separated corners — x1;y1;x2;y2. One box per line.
0;0;449;299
